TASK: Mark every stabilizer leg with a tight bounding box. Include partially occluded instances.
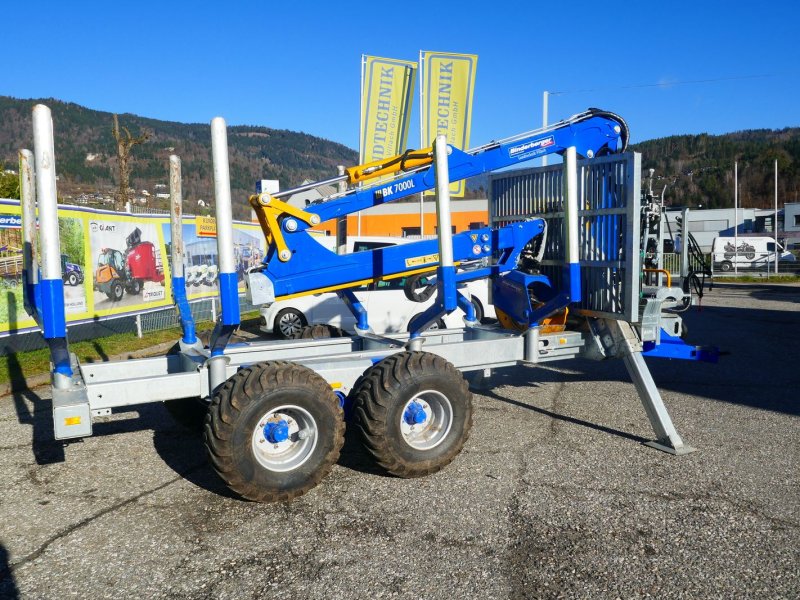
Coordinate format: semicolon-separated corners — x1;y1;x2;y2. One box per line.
593;319;696;455
622;350;695;455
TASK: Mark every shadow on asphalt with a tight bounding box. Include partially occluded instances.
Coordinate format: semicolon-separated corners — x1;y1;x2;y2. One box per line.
8;361;66;466
476;373;650;446
712;281;800;304
147;403;386;499
0;543;19;599
479;300;799;418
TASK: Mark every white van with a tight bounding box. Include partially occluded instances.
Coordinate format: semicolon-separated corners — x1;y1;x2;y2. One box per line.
711;236;795;272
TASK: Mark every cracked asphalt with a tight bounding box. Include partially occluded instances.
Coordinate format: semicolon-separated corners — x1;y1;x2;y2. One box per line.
1;282;798;599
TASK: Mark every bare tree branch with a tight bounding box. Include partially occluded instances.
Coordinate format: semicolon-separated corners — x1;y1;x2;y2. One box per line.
112;114;151;211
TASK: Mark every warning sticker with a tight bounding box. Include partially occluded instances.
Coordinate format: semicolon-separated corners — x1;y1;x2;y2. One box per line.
405;253;439;268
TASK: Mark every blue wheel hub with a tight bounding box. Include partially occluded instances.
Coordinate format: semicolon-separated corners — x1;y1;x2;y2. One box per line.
403;401;428;425
263;419;290;443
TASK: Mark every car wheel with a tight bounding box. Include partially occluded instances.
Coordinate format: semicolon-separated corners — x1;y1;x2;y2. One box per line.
720;261;732;272
275;308;307;339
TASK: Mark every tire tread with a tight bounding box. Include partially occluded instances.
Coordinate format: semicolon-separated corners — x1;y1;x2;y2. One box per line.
204;361;344;502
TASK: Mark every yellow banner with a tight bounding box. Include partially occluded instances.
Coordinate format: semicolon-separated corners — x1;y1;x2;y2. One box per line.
421;51;478;197
360;56;417;165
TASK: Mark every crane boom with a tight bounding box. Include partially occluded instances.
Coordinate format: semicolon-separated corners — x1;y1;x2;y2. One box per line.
246;109;628;314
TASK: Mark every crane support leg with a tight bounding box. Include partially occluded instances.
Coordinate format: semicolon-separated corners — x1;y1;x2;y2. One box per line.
590;319;695;454
622;348;695;455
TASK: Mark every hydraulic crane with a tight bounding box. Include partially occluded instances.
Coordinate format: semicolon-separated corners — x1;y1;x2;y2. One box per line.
246;109;629;336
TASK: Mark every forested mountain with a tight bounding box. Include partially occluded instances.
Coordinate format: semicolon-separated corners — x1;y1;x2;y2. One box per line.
631;129;800;209
1;95;798;216
0;96;358;219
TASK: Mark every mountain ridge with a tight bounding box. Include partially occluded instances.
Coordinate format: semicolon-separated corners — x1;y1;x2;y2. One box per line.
0;95;359;219
1;96;798;215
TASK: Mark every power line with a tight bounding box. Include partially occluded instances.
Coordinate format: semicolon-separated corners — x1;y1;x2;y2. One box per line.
549;73;782;96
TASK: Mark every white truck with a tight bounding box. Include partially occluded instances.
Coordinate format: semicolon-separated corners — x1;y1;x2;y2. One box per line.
711;236;795;272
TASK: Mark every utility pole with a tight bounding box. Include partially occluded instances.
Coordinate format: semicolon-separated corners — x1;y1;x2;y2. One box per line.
734;161;738;275
775;159;779;274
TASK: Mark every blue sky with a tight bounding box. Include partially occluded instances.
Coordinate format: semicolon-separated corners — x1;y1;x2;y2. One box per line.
4;0;799;151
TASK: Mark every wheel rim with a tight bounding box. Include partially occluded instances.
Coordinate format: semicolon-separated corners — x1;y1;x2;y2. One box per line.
278;312;303;337
251;404;318;472
399;390;453;450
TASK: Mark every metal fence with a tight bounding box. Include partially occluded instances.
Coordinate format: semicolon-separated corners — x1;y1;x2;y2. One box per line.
140;294;257;334
660;251;799;279
128;203;170;215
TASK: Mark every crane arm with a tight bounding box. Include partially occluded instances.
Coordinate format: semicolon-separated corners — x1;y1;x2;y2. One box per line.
246;109;628;304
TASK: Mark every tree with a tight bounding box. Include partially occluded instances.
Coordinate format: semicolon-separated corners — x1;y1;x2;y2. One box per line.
58;217;85;265
111;115;150;212
0;170;20;199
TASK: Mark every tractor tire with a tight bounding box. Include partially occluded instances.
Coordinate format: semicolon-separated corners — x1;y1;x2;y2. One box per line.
351;351;472;478
204;361;344;502
403;273;436;302
127;279;142;295
297;324;349;339
67;272;78;286
108;280;124;302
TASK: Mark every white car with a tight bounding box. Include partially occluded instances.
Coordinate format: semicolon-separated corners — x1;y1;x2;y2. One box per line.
260;276;493;338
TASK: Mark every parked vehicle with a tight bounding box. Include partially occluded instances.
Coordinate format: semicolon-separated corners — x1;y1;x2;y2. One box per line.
259;236;495;338
711;236;795;272
61;254;84;286
260;275;481;338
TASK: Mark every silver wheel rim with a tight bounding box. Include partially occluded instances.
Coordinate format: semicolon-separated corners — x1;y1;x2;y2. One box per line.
278;312;303;337
399;390;453;450
251;404;318;472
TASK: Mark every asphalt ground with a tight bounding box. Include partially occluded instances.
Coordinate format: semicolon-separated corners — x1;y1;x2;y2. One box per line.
0;282;798;599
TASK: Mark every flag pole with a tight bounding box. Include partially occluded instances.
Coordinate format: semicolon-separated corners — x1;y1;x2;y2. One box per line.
358;54;365;236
